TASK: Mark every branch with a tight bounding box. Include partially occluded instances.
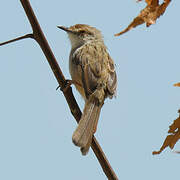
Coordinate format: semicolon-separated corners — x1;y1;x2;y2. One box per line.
0;33;34;46
3;0;119;179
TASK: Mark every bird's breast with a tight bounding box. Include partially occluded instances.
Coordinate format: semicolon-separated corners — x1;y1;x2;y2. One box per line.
69;48;85;99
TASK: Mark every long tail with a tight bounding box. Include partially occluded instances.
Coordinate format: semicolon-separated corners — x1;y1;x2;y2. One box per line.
72;100;101;155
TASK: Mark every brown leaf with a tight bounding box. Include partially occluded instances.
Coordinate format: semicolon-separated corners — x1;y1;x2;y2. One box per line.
115;0;171;36
152;135;175;155
137;0;155;6
174;82;180;87
153;110;180;155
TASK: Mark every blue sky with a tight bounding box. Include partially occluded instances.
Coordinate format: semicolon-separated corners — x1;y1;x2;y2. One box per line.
0;1;180;179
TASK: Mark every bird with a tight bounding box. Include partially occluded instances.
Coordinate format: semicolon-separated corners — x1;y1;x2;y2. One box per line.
58;24;117;155
115;0;171;36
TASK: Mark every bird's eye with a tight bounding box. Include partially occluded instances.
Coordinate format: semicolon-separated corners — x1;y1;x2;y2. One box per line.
80;30;86;34
79;30;93;35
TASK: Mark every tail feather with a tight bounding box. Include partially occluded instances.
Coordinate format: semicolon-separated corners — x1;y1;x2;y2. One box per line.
80;133;93;155
93;103;102;134
78;105;99;147
72;101;99;150
80;105;101;155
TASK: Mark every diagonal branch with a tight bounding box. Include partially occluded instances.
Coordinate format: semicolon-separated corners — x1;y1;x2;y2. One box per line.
0;33;34;46
16;0;118;179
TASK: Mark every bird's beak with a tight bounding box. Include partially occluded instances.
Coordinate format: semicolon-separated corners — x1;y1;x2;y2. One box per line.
57;26;74;34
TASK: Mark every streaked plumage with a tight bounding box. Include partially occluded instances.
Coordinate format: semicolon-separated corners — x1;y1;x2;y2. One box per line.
58;24;117;155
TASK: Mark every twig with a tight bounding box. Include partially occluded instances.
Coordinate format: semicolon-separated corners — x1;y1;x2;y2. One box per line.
0;34;34;46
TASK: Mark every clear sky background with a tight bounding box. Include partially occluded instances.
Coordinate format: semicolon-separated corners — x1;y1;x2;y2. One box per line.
0;1;180;180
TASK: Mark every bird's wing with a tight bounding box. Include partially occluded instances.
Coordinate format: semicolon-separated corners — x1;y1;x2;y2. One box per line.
73;44;105;101
106;56;117;97
74;43;117;101
80;59;101;99
115;16;145;36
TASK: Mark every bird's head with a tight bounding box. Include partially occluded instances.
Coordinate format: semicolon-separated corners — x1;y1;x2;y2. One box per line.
58;24;103;49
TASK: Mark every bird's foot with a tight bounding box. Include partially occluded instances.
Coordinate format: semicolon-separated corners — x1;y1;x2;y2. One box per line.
56;79;81;93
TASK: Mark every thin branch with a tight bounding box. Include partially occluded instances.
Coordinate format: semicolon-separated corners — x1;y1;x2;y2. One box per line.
17;0;118;179
92;137;119;179
0;33;34;46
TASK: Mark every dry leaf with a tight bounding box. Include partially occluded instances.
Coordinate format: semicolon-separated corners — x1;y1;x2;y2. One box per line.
115;0;171;36
137;0;154;6
153;109;180;155
174;82;180;87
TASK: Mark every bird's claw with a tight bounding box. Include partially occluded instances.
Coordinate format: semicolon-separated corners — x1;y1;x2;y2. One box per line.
56;79;72;92
56;79;82;93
